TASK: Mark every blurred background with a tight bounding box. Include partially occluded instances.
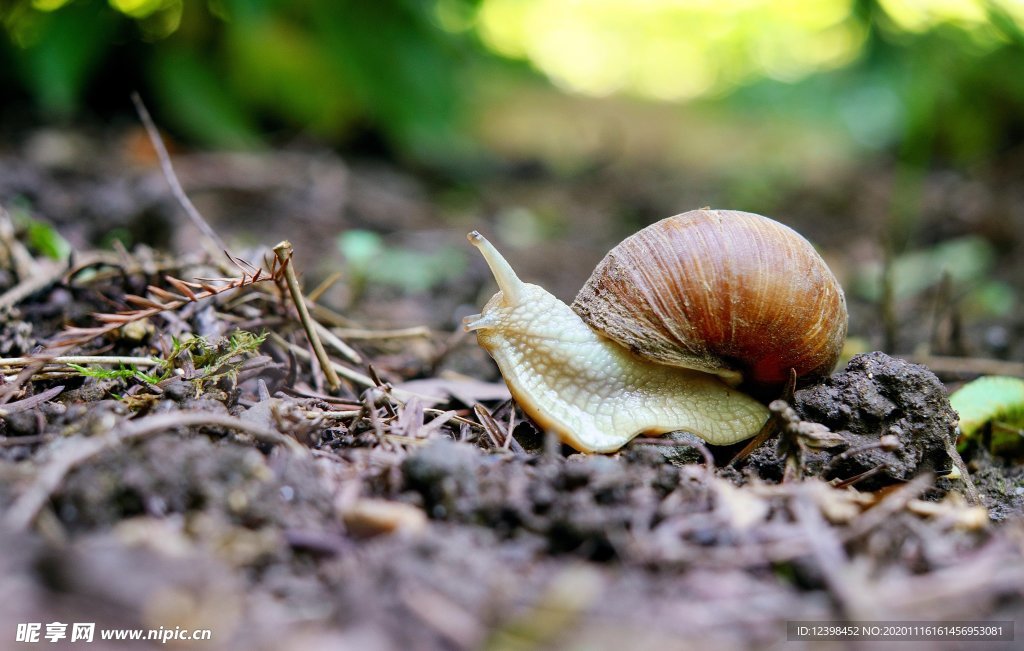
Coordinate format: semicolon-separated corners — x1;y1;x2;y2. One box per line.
1;0;1022;365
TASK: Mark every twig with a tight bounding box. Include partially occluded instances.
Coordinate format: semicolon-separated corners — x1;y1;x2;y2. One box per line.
823;435;901;471
309;303;358;328
473;403;505;449
4;411;305;531
0;350;70;405
314;320;362;364
0;355;163;369
367;365;397;418
729;368;796;466
424;408;483;431
131;93;228;254
504;404;516;450
0;434;51;447
50;266;279;350
273;241;340;392
331;326;432;340
269;332;372;391
0;385;64;417
306;270;343;303
830;464;889;488
729;413;779;467
0;263;66;310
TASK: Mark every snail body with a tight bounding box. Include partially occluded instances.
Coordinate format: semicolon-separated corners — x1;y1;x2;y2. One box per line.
465;209;847;453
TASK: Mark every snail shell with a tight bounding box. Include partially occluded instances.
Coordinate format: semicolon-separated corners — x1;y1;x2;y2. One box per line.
570;209;847;387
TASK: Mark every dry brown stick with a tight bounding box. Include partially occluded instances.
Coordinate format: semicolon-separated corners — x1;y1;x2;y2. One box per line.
0;263;66;311
424;408;483;431
332;325;432;340
273;241;340;392
4;411;305;531
729;414;779;467
131;93;228;255
49;271;277;350
306;270;343;303
367;365;398;418
0;385;64;417
0;345;75;405
0;434;50;447
473;404;505;448
0;355;163;369
268;332;373;390
729;368;796;467
309;303;358;328
504;405;516;450
944;435;981;505
313;320;362;364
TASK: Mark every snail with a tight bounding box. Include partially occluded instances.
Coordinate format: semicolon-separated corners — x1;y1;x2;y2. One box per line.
464;208;848;453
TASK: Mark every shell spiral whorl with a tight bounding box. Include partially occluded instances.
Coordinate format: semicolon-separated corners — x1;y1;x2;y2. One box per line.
570;209;848;387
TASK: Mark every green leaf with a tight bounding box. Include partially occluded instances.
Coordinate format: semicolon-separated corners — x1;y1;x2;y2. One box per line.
950;376;1024;454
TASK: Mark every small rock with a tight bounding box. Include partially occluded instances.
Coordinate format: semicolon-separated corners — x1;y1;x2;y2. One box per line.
342;499;427;537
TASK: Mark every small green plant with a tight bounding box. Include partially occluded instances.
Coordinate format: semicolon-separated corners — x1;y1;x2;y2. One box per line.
69;330;267;396
67;363;162;385
163;330;268;391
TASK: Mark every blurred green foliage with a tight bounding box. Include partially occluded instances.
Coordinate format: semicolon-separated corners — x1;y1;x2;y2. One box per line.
0;0;1022;167
338;229;466;295
851;235;1016;318
8;202;72;259
0;0;481;156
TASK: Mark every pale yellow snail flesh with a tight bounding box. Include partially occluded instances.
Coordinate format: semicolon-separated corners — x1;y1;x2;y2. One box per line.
463;230;770;453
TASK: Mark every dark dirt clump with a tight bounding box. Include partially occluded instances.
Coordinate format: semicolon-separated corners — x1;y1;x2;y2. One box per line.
792;351;960;488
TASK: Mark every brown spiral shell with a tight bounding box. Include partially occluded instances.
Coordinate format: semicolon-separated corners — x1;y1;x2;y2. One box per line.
570;209;848;387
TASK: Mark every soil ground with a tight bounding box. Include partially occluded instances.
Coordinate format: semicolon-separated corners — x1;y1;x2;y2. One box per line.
0;130;1022;650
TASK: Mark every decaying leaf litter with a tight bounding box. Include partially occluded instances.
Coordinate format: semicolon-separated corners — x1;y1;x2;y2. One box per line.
1;134;1023;651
